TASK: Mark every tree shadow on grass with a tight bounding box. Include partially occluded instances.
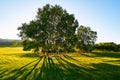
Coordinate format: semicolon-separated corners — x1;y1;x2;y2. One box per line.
56;56;95;80
0;55;120;80
35;57;66;80
0;58;42;80
63;55;79;62
90;63;120;80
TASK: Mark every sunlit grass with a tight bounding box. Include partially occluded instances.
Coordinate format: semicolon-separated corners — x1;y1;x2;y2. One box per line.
0;47;120;80
0;47;30;54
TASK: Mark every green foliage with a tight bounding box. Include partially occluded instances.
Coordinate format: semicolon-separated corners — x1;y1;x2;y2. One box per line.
18;4;98;53
11;40;18;47
76;25;97;52
18;4;78;53
95;42;120;52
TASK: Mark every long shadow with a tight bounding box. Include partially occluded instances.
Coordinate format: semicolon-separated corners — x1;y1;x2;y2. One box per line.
35;57;47;80
0;70;8;77
0;58;39;79
1;55;120;80
0;57;43;80
20;57;43;80
63;55;79;62
1;55;92;80
57;56;95;80
90;63;120;80
57;56;120;80
35;57;65;80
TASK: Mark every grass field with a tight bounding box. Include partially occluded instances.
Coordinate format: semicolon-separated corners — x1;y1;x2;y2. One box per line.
0;47;120;80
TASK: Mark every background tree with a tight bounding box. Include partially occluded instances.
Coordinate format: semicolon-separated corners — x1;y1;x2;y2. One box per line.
76;25;97;52
117;44;120;52
11;40;18;47
95;42;119;52
18;4;78;54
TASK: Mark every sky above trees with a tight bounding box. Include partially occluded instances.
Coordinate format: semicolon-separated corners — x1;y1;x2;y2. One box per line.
0;0;120;43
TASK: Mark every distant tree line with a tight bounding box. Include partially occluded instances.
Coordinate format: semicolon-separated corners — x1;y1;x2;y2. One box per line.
0;39;21;47
95;42;120;52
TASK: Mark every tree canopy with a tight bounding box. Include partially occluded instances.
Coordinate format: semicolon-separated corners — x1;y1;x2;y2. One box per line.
18;4;98;54
18;4;79;53
76;25;97;52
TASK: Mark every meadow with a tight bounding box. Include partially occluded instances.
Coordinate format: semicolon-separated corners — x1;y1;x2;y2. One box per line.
0;47;120;80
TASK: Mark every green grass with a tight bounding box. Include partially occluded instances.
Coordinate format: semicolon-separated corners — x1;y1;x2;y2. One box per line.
0;47;120;80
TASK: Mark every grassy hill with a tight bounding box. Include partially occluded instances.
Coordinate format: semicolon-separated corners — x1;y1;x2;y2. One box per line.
0;47;120;80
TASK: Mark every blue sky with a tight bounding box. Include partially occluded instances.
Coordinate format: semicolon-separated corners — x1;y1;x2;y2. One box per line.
0;0;120;43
